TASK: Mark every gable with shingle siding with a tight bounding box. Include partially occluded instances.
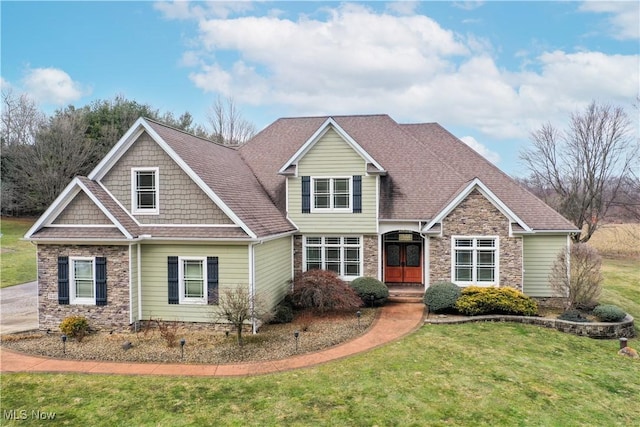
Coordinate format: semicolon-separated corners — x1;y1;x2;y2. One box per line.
52;190;112;225
101;131;234;225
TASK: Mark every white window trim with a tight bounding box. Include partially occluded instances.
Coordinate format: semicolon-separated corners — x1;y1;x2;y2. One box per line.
310;176;352;213
302;235;363;280
131;167;159;215
70;256;96;305
450;236;499;287
178;256;207;304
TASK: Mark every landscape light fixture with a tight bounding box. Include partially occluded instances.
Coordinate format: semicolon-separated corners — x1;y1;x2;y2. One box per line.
356;310;361;328
294;330;300;352
180;338;186;360
61;334;67;354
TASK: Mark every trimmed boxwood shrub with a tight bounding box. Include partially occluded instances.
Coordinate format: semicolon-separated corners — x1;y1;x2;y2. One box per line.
349;277;389;306
558;309;590;323
59;315;90;342
271;304;294;324
455;286;538;316
593;304;627;322
424;282;461;313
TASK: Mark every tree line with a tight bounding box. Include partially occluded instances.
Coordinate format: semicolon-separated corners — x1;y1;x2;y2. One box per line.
1;91;256;216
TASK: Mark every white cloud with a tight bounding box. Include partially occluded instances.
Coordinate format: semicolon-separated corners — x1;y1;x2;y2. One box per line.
22;67;88;105
579;1;640;40
385;1;419;16
459;136;501;164
0;76;12;91
161;2;638;142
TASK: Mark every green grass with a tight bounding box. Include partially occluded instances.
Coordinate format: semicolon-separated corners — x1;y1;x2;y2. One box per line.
0;217;36;288
600;258;640;325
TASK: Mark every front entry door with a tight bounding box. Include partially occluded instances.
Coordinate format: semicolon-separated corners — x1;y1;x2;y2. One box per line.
384;242;422;283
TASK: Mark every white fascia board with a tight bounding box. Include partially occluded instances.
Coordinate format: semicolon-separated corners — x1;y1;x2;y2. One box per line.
88;117;148;180
278;117;385;174
25;176;135;240
422;178;532;233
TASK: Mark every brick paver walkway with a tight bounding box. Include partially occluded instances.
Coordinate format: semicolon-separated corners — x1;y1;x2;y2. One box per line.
0;303;424;377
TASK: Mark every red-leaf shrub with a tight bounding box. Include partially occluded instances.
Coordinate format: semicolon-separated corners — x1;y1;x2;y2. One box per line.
291;270;362;313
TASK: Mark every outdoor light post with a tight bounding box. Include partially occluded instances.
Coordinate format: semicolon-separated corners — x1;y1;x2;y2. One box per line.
61;334;67;354
294;330;299;352
356;310;361;328
180;338;186;360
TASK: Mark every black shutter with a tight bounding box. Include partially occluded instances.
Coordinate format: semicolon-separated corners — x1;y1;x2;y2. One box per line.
207;257;219;305
353;175;362;213
168;256;179;304
302;176;311;213
58;256;69;305
95;257;107;306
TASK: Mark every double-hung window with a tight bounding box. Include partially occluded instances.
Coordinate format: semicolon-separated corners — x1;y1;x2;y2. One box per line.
70;257;96;305
132;167;159;214
304;236;361;279
452;237;498;286
312;177;351;211
179;257;207;304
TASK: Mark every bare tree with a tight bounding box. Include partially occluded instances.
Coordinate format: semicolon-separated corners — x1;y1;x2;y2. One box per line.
207;96;256;146
520;101;638;242
1;89;46;147
213;287;272;346
549;244;603;310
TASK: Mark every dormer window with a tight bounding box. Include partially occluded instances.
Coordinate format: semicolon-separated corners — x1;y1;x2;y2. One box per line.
132;167;159;214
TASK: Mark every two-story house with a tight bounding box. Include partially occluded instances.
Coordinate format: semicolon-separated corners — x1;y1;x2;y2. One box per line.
25;115;578;331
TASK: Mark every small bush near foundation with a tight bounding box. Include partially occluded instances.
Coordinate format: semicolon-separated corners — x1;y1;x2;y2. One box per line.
593;304;627;322
350;277;389;306
155;320;180;348
59;315;90;342
558;309;590;323
424;282;461;313
271;304;294;324
291;270;362;313
455;286;538;316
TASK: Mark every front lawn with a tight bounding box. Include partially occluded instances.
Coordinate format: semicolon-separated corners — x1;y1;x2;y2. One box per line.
0;217;36;288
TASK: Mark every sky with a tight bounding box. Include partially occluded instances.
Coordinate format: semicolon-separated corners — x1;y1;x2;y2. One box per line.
2;1;639;176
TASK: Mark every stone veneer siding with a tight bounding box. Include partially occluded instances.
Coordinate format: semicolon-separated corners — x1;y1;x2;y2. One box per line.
293;234;378;280
38;245;130;331
53;191;112;225
102;132;234;225
429;189;523;289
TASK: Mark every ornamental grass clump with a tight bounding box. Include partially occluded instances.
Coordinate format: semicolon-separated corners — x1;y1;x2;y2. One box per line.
424;282;461;313
592;304;627;323
349;277;389;307
455;286;538;316
59;315;90;342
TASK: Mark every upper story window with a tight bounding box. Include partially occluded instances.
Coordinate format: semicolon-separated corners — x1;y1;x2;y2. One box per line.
312;177;351;211
132;167;159;215
451;237;498;286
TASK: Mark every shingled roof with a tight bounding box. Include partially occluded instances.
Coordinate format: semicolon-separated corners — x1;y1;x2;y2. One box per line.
240;114;576;231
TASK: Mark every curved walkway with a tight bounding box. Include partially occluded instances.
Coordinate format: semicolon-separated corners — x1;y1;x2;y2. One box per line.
0;303;424;377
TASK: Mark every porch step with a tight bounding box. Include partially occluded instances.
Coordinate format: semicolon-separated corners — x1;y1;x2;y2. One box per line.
387;286;424;304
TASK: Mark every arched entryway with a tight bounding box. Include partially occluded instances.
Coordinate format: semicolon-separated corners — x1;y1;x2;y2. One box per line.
383;231;423;285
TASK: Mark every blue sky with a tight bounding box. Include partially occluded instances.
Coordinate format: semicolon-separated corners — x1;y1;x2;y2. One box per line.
2;1;638;176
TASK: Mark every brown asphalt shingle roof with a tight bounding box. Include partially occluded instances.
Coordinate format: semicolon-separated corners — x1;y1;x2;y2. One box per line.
240;114;576;231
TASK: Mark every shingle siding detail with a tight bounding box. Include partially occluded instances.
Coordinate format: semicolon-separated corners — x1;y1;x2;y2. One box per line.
37;244;130;331
102;132;234;225
52;191;112;225
429;189;523;289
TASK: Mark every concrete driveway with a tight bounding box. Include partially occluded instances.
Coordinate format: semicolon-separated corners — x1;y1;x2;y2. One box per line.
0;281;38;334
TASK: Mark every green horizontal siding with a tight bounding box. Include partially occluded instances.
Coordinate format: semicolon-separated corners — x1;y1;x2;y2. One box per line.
523;235;568;297
254;236;293;310
140;243;249;322
289;128;377;233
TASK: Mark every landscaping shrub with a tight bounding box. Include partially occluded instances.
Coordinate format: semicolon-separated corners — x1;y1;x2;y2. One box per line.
155;319;180;348
59;315;90;342
349;277;389;306
455;286;538;316
558;309;590;323
549;243;603;310
271;303;294;324
592;304;627;322
424;282;461;313
291;270;362;313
